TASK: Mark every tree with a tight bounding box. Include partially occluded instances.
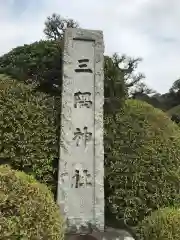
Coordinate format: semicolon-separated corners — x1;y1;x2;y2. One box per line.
0;40;63;95
120;55;145;92
130;82;155;97
104;54;127;113
104;53;149;113
170;78;180;93
154;78;180;112
44;13;79;40
168;78;180;107
115;54;155;98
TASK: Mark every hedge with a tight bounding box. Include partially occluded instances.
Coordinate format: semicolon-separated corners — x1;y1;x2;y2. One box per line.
138;207;180;240
104;99;180;227
0;74;58;192
0;40;62;94
0;164;64;239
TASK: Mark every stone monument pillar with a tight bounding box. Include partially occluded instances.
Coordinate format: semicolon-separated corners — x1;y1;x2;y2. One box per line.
57;28;104;234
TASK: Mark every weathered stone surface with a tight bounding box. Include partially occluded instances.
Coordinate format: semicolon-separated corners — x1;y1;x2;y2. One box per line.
65;227;135;240
57;28;104;233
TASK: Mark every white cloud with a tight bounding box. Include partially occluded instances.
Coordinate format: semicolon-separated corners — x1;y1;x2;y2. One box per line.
0;0;180;93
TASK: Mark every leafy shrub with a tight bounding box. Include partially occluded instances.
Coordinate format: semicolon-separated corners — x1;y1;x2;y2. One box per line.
104;99;180;227
0;40;63;94
0;164;64;239
0;74;58;192
138;207;180;240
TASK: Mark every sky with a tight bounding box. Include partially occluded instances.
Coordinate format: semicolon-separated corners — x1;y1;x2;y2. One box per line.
0;0;180;94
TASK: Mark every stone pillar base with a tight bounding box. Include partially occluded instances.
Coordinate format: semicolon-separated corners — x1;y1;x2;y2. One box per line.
65;227;135;240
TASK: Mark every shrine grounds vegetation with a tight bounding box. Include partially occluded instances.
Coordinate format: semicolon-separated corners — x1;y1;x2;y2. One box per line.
104;99;180;227
0;74;58;193
0;164;64;239
2;40;180;235
2;73;180;231
138;207;180;240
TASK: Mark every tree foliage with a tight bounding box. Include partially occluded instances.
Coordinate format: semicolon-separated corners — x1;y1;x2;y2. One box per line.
104;99;180;227
104;54;127;112
0;164;64;239
0;40;62;95
170;78;180;93
44;13;79;40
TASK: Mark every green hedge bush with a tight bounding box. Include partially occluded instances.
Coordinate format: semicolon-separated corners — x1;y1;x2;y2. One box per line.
0;164;64;239
0;40;62;93
0;74;58;192
104;99;180;227
138;207;180;240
